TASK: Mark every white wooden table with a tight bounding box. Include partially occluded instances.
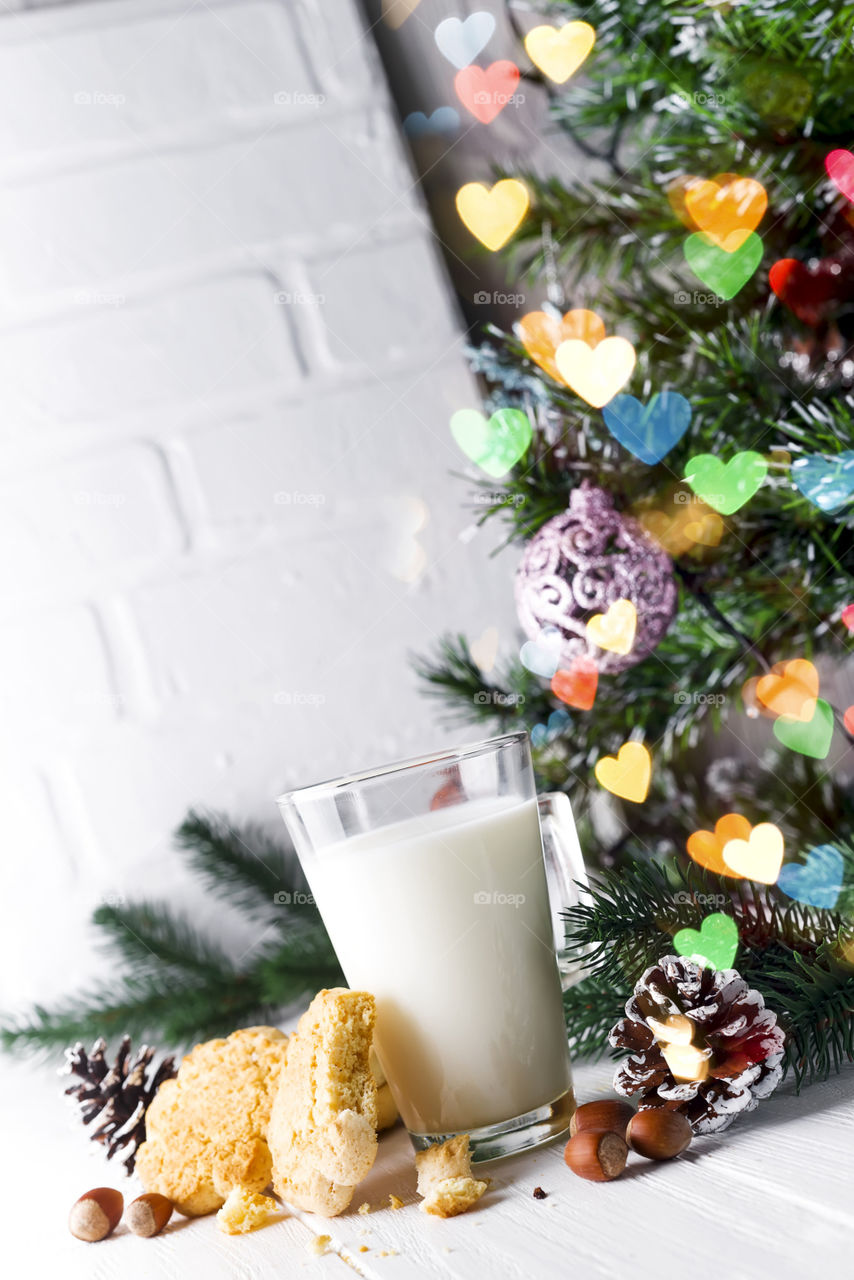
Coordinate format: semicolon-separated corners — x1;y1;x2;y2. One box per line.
6;1050;852;1278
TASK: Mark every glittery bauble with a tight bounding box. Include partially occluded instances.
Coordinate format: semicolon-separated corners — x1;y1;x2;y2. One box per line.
515;483;677;673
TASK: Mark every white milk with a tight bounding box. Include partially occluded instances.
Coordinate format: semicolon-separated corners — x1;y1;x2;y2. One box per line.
306;796;572;1136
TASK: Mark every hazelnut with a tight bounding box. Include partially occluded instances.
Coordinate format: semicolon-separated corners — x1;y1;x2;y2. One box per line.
569;1099;635;1138
125;1192;174;1237
564;1130;628;1182
68;1187;124;1242
626;1109;693;1160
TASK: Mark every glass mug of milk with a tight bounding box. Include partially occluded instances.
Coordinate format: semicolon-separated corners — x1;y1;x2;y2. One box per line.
277;731;576;1160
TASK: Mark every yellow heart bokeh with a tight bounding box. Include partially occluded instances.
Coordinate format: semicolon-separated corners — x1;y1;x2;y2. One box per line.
647;1014;695;1045
756;659;819;722
381;0;422;28
722;822;784;884
683;511;724;547
554;335;636;406
518;309;606;382
682;173;768;251
686;813;751;877
455;179;530;251
524;21;596;85
585;598;637;654
594;741;651;803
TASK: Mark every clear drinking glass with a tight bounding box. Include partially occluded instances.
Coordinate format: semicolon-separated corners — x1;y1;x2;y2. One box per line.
277;731;576;1161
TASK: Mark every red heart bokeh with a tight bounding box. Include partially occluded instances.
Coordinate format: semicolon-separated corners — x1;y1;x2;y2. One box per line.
551;657;598;710
769;257;847;326
454;61;520;125
826;149;854;202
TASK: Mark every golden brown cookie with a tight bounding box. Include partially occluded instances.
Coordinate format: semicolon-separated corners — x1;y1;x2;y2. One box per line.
267;989;378;1216
415;1134;489;1218
135;1026;289;1216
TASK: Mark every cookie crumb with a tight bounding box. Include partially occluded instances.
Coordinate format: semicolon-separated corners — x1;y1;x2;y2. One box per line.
357;1201;372;1215
216;1187;278;1235
309;1234;331;1256
378;1250;398;1257
359;1245;370;1253
389;1194;404;1210
533;1186;547;1200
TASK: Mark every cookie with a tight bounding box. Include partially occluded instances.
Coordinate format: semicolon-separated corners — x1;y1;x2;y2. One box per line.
135;1025;289;1216
415;1134;489;1218
267;988;378;1216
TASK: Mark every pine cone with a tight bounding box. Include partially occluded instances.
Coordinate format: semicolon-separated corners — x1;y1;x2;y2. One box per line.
62;1035;177;1174
609;955;785;1135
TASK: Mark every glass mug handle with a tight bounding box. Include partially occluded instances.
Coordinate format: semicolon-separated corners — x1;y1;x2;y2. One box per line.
537;792;591;991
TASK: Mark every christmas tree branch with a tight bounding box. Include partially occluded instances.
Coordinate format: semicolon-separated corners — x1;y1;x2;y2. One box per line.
93;900;235;979
0;811;344;1056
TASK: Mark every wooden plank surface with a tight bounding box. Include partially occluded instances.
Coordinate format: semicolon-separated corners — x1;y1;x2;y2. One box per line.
6;1051;853;1278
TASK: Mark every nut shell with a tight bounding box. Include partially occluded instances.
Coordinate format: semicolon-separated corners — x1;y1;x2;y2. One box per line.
564;1130;627;1182
126;1192;174;1238
626;1109;692;1160
569;1100;635;1138
68;1188;124;1242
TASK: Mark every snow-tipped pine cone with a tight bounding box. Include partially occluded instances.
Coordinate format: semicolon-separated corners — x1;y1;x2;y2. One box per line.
609;955;785;1135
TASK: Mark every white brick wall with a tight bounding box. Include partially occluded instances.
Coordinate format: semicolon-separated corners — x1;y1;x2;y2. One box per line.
0;0;519;1007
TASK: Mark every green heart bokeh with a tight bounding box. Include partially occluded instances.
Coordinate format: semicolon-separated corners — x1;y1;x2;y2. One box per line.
450;407;532;478
673;913;739;971
773;697;834;760
684;451;768;514
684;231;763;300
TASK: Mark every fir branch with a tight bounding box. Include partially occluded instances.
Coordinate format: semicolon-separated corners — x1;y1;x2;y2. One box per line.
176;809;287;921
93;900;234;979
1;809;344;1056
563;977;626;1062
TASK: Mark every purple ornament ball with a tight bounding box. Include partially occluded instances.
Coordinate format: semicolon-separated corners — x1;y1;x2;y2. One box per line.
515;483;677;674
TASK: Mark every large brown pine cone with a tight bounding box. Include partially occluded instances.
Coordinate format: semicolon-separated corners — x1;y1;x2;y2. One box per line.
609;955;785;1135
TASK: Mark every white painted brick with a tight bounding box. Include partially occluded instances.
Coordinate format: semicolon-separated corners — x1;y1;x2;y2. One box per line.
0;116;419;307
294;0;379;103
0;0;524;1005
186;362;477;546
0;0;323;171
0;443;186;605
0;605;119;738
0;274;303;439
305;235;460;371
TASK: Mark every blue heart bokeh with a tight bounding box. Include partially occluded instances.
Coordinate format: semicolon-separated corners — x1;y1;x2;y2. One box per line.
602;391;692;464
792;451;854;514
403;107;461;139
777;843;844;909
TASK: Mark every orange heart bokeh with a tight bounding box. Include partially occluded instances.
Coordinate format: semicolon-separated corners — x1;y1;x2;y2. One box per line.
551;656;598;710
687;813;751;877
671;173;767;250
756;659;819;721
517;309;606;383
